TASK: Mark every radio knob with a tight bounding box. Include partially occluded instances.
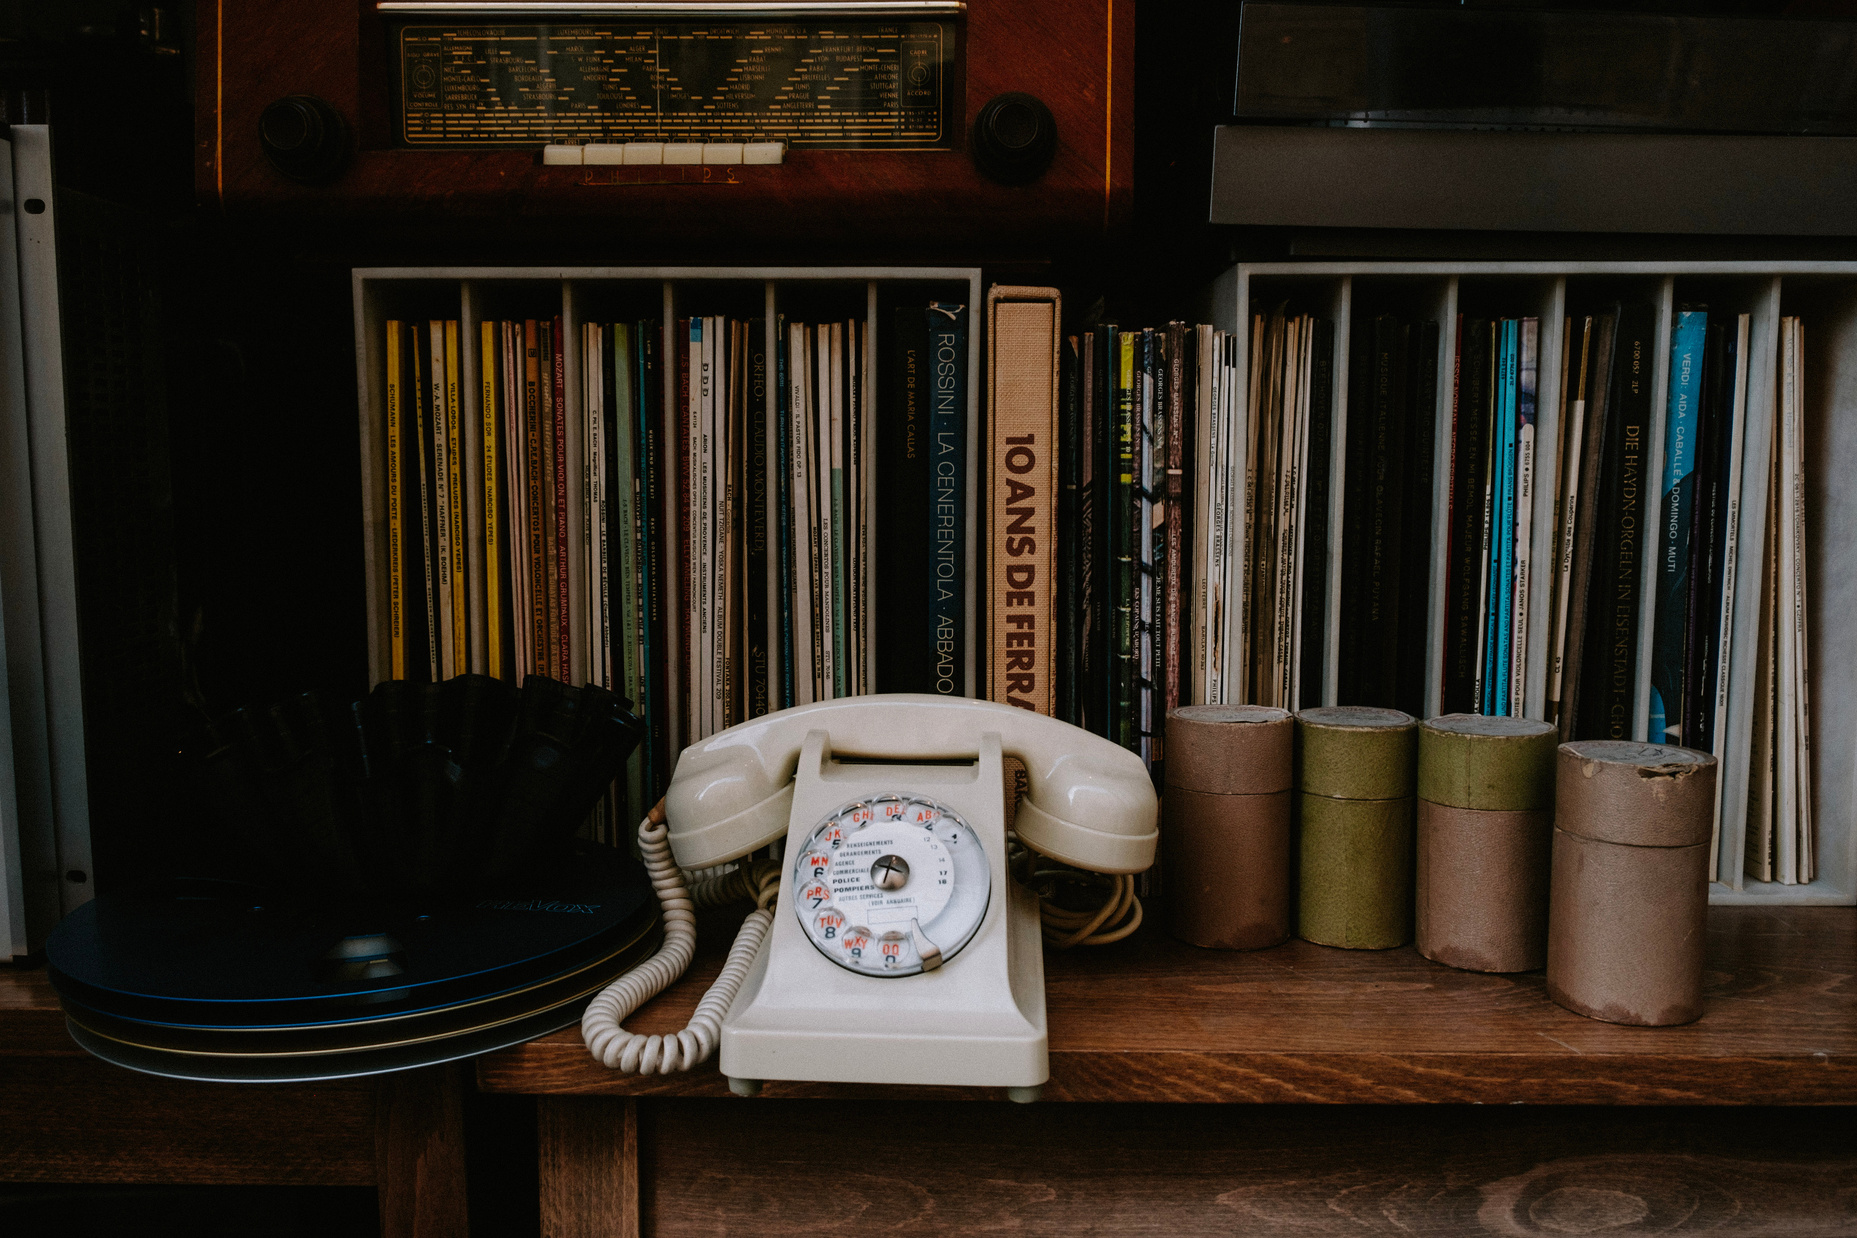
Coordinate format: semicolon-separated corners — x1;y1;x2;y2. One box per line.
259;94;350;184
971;92;1057;185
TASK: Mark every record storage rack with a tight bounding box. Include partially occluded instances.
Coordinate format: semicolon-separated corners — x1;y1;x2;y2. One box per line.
350;265;984;759
1209;260;1857;907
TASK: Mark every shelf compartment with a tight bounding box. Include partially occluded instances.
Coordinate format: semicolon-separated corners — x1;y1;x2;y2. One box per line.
1215;261;1857;907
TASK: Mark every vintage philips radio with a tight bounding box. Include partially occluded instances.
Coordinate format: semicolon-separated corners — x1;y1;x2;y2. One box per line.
196;1;1133;242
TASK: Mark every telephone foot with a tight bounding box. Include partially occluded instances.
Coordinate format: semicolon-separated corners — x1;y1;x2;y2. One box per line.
727;1076;763;1097
1006;1085;1042;1104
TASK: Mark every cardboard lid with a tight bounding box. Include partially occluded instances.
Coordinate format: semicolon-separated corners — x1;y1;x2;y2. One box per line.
1295;706;1418;800
1419;713;1559;811
1165;705;1293;794
1555;740;1718;847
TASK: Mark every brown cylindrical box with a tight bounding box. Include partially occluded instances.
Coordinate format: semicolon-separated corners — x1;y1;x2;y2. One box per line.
1164;705;1293;949
1416;714;1558;973
1546;740;1717;1026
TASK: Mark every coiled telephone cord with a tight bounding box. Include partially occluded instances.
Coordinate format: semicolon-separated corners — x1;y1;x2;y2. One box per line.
1029;867;1143;948
581;804;779;1074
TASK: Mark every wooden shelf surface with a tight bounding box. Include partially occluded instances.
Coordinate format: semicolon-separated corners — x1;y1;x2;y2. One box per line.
477;904;1856;1105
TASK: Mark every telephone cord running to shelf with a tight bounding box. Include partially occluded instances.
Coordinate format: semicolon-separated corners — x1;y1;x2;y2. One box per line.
1024;862;1144;948
581;805;779;1075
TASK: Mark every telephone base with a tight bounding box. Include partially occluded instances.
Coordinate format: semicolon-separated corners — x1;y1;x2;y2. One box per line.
726;1076;763;1097
1006;1085;1043;1104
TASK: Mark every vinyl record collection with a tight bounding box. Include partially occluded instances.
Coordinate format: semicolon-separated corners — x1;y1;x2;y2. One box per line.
382;289;1824;891
382;303;971;839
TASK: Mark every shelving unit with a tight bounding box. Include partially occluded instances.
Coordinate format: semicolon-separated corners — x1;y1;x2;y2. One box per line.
350;265;985;749
1212;261;1857;907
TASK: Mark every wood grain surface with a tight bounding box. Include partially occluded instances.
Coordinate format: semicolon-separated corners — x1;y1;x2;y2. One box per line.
539;1097;638;1238
375;1063;469;1238
0;1055;376;1185
632;1100;1857;1236
477;905;1857;1103
198;0;1135;243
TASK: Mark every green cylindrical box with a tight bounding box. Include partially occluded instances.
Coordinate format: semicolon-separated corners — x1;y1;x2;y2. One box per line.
1295;707;1418;950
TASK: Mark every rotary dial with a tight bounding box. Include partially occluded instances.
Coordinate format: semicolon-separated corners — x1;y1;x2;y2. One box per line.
790;794;990;977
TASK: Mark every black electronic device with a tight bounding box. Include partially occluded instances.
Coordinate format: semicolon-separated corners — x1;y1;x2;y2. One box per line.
45;842;656;1082
1234;3;1857;135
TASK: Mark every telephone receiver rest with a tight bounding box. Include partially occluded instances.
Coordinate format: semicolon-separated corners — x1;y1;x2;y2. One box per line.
664;694;1158;873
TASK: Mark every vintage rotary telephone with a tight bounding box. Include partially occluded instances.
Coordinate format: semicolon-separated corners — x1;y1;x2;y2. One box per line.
582;694;1157;1100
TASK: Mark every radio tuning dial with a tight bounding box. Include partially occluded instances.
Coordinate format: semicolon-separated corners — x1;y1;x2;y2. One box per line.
972;92;1058;185
259;95;350;184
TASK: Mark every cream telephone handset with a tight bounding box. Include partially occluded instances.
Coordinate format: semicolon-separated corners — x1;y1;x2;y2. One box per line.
582;694;1157;1099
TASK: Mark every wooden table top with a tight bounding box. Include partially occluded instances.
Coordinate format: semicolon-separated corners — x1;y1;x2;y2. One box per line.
12;905;1849;1104
476;904;1857;1104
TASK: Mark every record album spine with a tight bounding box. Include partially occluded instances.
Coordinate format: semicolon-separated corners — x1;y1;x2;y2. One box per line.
929;302;969;698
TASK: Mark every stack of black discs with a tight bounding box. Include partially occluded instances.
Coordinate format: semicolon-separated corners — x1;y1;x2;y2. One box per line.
45;675;659;1082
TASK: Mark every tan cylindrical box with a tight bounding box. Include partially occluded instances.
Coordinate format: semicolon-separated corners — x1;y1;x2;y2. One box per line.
1546;741;1717;1026
1163;705;1293;949
1416;714;1558;973
1295;706;1418;950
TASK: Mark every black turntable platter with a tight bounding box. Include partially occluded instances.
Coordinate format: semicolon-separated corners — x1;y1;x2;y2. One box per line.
46;843;655;1037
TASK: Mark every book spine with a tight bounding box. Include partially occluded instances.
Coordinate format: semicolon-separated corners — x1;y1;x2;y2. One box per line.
985;286;1063;718
928;303;968;697
537;320;559;679
813;326;836;699
676;319;693;731
1472;323;1498;716
1059;333;1083;724
1776;318;1799;883
523;322;546;677
413;324;438;681
1561;311;1616;740
852;320;868;696
1443;318;1484;713
1139;328;1159;753
1297;321;1332;709
1509;317;1537;717
552;315;570;679
1089;329;1112;728
747;319;770;717
1787;319;1814;881
609;324;631;703
696;318;715;731
1189;325;1213;706
446;321;467;676
1361;316;1406;709
462;319;486;675
586;324;605;692
774;316;795;709
1651;308;1707;743
1251;315;1280;705
1164;320;1186;726
1549;317;1594;721
790;322;817;705
1491;320;1518;715
1113;331;1136;742
829;322;847;700
430;321;454;679
1398;319;1438;718
1586;303;1654;742
503;322;527;682
385;321;406;680
1282;320;1307;709
480;321;502;680
1685;319;1727;750
1709;314;1751;874
636;322;666;794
